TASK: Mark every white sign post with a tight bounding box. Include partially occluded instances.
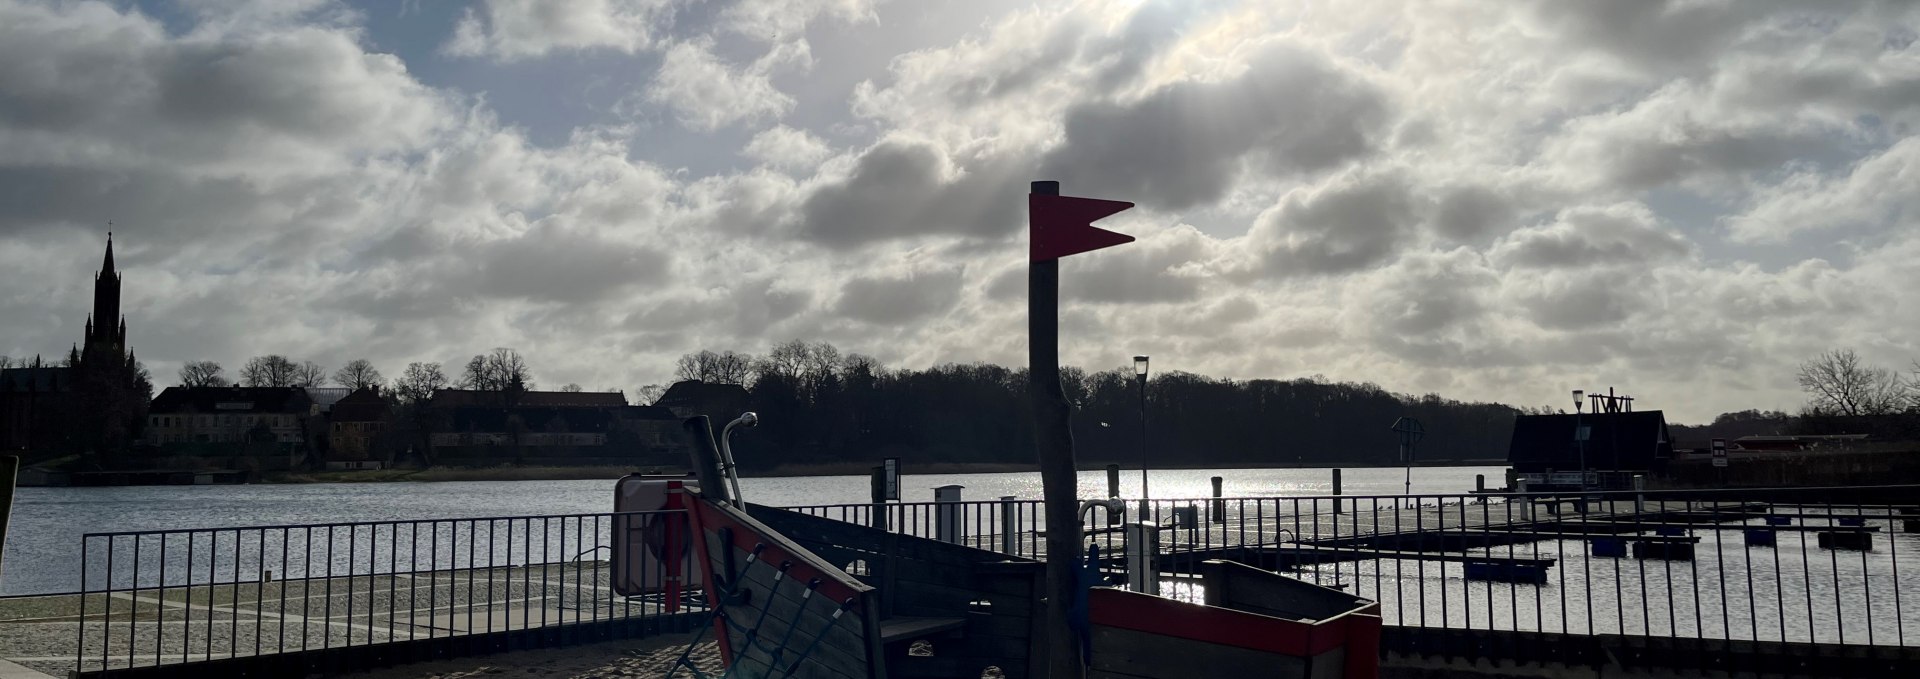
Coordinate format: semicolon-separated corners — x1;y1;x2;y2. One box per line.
1711;439;1729;468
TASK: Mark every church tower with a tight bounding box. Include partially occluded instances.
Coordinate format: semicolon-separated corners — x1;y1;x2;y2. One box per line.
82;233;126;367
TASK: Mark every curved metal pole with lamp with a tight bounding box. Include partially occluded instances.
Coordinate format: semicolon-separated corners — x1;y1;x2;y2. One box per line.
719;412;759;507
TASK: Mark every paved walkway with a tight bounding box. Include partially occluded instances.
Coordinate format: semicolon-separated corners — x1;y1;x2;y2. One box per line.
0;563;694;676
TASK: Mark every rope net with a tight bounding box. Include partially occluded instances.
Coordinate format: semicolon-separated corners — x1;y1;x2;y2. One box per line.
668;543;856;679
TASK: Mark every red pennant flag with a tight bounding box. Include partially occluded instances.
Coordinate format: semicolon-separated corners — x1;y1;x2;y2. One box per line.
1029;193;1136;261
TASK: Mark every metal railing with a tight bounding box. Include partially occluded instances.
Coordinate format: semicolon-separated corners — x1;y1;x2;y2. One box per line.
74;510;700;676
65;486;1920;676
785;487;1920;649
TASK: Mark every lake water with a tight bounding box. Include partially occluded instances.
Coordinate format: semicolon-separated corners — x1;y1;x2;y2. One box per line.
1;466;1500;595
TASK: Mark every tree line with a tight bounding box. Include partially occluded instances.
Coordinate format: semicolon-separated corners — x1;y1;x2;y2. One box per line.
172;348;584;406
161;341;1531;468
683;341;1526;470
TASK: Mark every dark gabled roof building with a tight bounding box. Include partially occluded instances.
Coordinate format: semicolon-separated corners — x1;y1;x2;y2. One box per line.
1507;410;1674;473
149;386;314;415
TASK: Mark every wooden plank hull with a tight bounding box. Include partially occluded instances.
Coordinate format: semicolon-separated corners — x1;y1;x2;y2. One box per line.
688;498;886;679
1089;561;1381;679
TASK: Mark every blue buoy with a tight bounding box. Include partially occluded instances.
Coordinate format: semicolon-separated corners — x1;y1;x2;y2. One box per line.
1745;529;1776;547
1633;541;1696;561
1592;538;1627;558
1764;516;1792;526
1464;560;1549;584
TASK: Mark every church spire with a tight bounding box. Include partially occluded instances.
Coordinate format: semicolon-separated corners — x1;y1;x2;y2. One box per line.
84;232;125;365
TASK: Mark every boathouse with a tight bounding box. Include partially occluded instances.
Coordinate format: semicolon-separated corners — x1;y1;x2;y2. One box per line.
1506;409;1674;486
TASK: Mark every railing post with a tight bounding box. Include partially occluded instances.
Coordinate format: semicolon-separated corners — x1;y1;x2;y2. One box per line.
1210;476;1225;524
0;455;14;585
1517;479;1532;521
869;466;889;531
1000;496;1019;555
1332;468;1343;514
1124;521;1161;595
935;485;965;544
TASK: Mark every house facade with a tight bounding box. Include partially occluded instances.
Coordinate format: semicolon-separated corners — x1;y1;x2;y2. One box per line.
146;386;312;454
327;386;391;463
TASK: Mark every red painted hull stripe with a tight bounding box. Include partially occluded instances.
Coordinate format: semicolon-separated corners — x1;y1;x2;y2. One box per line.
1088;588;1358;657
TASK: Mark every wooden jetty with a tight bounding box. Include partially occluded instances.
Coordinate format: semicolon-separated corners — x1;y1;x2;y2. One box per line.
1153;545;1558;572
1556;520;1880;533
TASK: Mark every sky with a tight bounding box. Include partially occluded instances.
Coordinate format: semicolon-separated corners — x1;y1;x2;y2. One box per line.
2;0;1918;424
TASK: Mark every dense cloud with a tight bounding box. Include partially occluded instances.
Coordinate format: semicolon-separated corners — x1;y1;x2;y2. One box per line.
796;139;1022;246
1491;204;1692;269
1;0;1918;422
1038;40;1391;210
833;265;964;324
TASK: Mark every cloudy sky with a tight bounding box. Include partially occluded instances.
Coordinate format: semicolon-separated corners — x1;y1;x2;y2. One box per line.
3;0;1918;423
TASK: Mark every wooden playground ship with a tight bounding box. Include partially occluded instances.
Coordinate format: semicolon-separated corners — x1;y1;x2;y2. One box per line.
636;417;1382;679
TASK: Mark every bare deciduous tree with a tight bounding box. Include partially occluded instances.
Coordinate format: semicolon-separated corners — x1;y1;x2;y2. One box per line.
1797;349;1910;416
635;383;666;405
755;339;809;382
178;360;228;387
240;355;298;387
558;383;583;392
293;361;328;388
462;348;532;393
334;359;384;391
392;362;448;406
674;349;756;385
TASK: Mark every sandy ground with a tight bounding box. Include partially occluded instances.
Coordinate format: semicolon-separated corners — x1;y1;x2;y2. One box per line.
358;634;722;678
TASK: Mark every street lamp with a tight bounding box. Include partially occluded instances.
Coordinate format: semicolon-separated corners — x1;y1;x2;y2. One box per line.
1572;389;1586;488
1134;356;1150;502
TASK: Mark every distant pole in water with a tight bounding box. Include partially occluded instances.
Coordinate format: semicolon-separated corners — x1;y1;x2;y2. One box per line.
1028;179;1135;678
1392;417;1424;507
1106;463;1121;499
1332;468;1342;514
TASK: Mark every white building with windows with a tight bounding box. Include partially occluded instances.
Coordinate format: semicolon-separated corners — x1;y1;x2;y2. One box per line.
146;386;313;448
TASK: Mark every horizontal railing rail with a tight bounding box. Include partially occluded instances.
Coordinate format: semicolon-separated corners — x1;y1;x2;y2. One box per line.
74;510;701;676
783;486;1920;651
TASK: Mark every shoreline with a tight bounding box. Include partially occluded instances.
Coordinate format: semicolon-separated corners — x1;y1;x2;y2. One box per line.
253;459;1506;484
